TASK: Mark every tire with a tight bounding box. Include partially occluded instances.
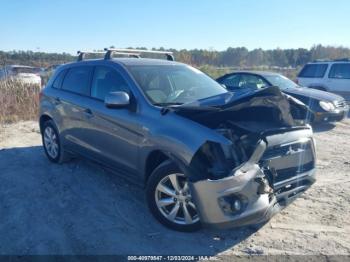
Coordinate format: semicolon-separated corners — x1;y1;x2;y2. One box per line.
146;160;201;232
41;120;70;163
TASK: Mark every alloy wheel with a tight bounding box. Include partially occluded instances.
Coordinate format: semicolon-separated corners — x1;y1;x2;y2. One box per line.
155;173;199;225
43;126;59;159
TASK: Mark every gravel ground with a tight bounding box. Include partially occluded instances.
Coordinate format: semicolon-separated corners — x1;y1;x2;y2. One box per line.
0;120;349;256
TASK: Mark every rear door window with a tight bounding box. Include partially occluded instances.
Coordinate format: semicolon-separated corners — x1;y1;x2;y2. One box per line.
220;74;241;89
298;64;328;78
328;63;350;79
238;74;269;89
61;66;92;95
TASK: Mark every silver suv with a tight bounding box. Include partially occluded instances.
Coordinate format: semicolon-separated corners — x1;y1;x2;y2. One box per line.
39;49;316;231
297;59;350;102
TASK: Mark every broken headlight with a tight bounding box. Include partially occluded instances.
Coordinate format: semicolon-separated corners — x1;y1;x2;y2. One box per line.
189;140;247;180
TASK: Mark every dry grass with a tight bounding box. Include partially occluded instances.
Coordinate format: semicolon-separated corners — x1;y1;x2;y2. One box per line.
0;80;41;124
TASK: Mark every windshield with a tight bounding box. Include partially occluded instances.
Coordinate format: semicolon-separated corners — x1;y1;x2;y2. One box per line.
128;65;227;105
12;67;38;74
264;74;299;90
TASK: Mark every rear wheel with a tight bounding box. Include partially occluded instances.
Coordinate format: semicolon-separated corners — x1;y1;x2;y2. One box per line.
42;120;70;163
146;161;201;232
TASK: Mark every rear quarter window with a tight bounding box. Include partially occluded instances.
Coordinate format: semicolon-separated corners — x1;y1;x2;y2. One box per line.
61;66;92;95
328;63;350;79
298;64;328;78
219;74;241;88
52;70;67;89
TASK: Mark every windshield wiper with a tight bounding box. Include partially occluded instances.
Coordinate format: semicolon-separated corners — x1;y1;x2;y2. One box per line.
153;102;184;115
153;102;183;107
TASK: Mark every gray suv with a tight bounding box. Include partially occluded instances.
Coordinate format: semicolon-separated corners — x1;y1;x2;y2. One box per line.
39;49;316;231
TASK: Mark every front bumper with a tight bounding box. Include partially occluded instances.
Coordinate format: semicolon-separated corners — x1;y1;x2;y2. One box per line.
190;167;315;229
189;130;316;229
313;108;348;122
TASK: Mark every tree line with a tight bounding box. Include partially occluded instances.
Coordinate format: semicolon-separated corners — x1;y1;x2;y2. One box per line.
1;44;350;68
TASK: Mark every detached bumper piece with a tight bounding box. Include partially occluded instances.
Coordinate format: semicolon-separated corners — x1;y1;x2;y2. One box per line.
190;130;316;229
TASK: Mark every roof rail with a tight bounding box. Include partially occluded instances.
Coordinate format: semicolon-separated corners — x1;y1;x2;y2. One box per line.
77;50;140;61
103;49;141;60
77;51;105;61
104;48;175;61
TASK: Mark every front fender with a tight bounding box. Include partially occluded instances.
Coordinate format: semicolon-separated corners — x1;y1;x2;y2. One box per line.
137;111;232;180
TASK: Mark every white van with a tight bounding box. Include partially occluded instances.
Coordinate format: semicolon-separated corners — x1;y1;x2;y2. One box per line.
297;59;350;102
0;65;42;86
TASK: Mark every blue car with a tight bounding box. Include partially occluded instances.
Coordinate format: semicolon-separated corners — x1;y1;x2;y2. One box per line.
217;71;349;123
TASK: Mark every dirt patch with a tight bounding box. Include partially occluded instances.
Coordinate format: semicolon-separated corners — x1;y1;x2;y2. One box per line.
0;120;349;255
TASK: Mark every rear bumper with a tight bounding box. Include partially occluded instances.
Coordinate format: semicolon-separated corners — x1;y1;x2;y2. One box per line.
8;76;41;86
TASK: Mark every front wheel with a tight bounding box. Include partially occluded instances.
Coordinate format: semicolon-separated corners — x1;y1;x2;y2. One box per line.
146;161;201;232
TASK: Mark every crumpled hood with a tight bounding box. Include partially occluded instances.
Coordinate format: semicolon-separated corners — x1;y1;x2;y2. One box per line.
284;87;344;102
173;86;309;128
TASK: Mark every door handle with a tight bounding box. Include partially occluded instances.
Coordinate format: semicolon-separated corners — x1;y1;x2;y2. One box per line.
54;97;61;105
83;108;93;118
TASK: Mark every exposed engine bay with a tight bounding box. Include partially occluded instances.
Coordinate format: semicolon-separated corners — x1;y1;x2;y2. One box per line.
173;86;312;181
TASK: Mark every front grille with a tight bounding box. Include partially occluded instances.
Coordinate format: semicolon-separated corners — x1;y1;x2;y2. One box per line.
274;179;313;205
260;139;315;187
273;161;314;183
262;141;312;160
334;100;348;108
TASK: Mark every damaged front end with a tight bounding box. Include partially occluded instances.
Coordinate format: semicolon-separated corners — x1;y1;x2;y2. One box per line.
175;86;316;228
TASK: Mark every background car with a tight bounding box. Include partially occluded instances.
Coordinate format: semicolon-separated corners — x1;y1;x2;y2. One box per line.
217;71;349;123
297;59;350;102
0;65;42;86
45;64;62;73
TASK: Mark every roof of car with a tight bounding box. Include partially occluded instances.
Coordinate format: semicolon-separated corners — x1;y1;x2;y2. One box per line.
7;65;37;69
61;58;182;69
225;71;280;77
308;58;350;64
111;58;181;66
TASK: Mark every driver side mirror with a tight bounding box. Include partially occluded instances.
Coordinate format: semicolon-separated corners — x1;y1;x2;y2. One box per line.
105;91;130;109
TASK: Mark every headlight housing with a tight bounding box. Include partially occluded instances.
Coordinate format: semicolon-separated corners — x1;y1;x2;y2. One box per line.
319;101;335;112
